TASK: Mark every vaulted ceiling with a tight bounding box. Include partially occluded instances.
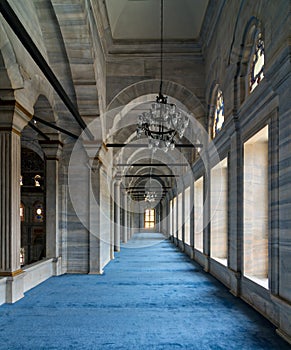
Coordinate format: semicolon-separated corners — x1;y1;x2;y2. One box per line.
1;0;211;201
105;0;209;40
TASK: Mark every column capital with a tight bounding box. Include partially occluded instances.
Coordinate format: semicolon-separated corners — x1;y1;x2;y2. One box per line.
0;99;32;133
83;140;102;159
88;156;102;173
39;140;63;160
83;140;103;172
114;172;122;183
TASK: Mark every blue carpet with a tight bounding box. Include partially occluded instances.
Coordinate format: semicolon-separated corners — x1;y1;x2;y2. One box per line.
0;233;289;350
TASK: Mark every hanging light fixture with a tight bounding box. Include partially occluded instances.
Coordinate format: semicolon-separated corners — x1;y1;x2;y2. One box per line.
136;0;189;152
145;191;157;203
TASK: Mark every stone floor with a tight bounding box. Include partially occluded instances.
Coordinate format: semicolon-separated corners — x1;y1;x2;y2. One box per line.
0;233;289;349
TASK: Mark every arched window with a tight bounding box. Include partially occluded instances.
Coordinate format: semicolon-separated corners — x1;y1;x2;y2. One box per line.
249;33;264;93
212;89;225;138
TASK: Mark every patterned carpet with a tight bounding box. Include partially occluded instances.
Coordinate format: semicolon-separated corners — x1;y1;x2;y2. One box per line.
0;233;289;349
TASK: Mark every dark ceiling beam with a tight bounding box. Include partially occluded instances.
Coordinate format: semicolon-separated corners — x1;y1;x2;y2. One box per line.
107;143;202;148
116;163;188;167
123;174;176;178
132;197;166;200
28;121;50;141
0;0;93;140
128;190;167;193
108;143;148;147
33;116;78;139
126;186;171;189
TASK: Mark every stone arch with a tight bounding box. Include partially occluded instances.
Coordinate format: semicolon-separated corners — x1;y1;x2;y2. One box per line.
106;79;205;136
24;75;56;118
21;92;59;160
231;16;264;108
207;81;220;137
0;21;23;93
107;93;195;142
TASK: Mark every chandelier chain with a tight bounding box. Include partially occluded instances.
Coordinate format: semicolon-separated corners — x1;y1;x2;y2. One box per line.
136;0;189;152
159;0;164;96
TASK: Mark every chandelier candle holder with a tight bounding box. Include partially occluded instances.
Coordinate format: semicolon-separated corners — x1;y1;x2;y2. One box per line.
136;0;189;152
137;93;189;152
145;191;157;202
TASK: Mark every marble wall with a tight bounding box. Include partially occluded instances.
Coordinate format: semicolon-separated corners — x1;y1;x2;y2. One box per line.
0;0;291;345
210;158;228;261
184;187;191;245
194;177;203;252
168;0;291;344
243;130;268;278
99;168;111;270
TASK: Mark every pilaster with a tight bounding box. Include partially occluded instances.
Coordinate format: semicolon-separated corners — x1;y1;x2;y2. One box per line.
122;189;128;244
89;156;103;274
228;120;243;296
0;100;32;302
113;175;121;251
40;138;63;275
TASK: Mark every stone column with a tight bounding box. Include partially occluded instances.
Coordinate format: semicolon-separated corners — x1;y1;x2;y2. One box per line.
113;176;121;252
40;138;63;276
119;182;128;244
228;120;243;296
83;142;104;274
88;156;103;274
0;100;31;302
127;198;132;240
181;188;185;248
203;159;211;272
109;182;114;260
123;191;128;243
189;183;194;254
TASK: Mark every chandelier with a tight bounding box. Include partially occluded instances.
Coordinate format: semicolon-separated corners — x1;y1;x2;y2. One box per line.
145;191;157;203
136;0;189;152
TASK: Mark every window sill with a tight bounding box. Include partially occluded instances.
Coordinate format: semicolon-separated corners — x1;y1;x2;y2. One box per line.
244;274;269;289
212;257;227;266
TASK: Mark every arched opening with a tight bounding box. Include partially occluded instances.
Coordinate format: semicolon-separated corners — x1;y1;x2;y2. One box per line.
20;148;46;265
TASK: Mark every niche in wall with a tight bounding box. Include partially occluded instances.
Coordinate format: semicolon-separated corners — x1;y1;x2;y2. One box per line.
243;126;268;289
194;177;203;252
178;192;183;241
210;157;228;265
184;186;191;245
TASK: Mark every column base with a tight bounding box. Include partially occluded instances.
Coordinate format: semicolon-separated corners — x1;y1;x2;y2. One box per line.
5;271;25;303
229;269;241;297
114;246;120;252
203;255;210;273
89;270;104;275
271;294;291;345
276;329;291;345
53;257;62;276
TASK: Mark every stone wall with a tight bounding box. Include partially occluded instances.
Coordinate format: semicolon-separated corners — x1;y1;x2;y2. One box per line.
169;0;291;344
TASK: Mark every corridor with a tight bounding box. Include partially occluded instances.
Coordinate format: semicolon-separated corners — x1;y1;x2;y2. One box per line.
0;233;289;349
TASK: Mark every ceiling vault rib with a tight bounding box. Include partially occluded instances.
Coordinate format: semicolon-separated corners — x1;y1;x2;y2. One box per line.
33;116;78;139
0;0;93;140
